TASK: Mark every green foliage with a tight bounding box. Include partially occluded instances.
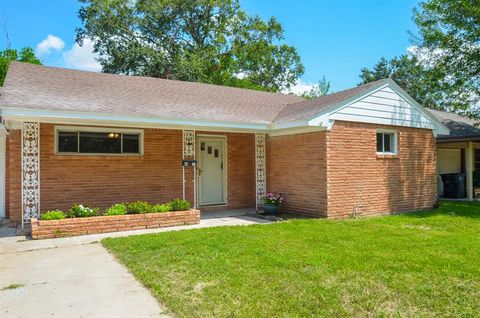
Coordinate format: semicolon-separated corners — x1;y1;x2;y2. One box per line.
76;0;304;92
69;204;99;218
150;203;173;213
40;210;66;220
413;0;480;113
104;203;127;216
301;76;331;100
168;198;191;211
358;55;450;110
103;200;480;317
125;201;152;214
0;47;41;86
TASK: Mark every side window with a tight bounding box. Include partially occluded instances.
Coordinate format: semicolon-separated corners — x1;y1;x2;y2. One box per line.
376;131;397;154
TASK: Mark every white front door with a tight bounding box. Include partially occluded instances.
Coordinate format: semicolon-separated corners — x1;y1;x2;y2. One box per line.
199;137;226;206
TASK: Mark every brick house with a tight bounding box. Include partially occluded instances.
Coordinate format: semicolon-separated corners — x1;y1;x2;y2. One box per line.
0;62;449;226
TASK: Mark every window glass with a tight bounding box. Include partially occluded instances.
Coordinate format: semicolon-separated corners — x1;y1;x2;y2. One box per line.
79;132;121;153
58;131;78;152
123;134;140;153
384;134;392;152
376;133;383;152
376;132;396;154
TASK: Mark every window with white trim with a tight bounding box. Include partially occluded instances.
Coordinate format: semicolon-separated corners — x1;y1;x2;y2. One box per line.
376;131;397;154
56;127;143;155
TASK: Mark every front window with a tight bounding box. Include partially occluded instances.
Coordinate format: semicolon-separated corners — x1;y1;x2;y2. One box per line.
376;131;397;154
56;127;142;155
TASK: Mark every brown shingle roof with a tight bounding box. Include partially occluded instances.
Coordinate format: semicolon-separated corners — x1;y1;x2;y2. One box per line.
427;108;480;140
0;62;304;124
0;62;392;126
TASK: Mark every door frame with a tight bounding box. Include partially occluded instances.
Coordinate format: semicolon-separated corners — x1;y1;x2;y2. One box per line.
197;134;228;207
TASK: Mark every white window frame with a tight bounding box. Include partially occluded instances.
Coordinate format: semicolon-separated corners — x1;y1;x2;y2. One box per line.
54;126;144;156
376;129;398;155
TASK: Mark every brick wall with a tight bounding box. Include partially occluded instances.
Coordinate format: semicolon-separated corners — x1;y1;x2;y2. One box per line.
31;209;200;239
266;131;327;217
5;130;22;224
6;124;256;223
326;121;437;218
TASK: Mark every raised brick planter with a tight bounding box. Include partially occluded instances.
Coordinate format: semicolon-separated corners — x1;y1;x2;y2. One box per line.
31;209;200;239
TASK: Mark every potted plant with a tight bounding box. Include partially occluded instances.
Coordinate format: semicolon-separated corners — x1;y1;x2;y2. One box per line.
263;192;285;214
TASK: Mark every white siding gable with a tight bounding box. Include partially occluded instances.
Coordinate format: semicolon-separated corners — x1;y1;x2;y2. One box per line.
330;86;435;130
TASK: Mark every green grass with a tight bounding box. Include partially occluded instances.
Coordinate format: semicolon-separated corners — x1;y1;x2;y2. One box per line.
102;201;480;317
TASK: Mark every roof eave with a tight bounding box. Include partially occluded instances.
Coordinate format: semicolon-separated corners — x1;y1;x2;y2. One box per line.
0;107;271;133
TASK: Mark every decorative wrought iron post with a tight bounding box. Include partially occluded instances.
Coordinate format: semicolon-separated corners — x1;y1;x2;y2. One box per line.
22;122;40;226
255;133;266;211
182;130;196;207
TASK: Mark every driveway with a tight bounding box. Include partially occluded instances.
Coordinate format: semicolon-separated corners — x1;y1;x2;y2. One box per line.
0;213;268;317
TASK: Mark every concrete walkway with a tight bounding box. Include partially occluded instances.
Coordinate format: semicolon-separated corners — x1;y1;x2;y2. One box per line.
0;213;269;317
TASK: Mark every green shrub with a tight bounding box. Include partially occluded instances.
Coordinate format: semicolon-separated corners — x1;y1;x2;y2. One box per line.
150;203;173;213
41;210;66;220
69;204;99;218
125;201;152;214
169;198;191;211
104;203;127;216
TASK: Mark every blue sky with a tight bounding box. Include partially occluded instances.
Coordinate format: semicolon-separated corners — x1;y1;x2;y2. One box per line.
0;0;419;92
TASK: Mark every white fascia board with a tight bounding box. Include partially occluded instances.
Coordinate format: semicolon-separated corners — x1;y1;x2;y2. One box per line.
268;126;327;137
1;107;270;133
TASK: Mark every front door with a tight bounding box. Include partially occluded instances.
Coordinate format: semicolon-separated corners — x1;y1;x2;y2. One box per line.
199;137;226;206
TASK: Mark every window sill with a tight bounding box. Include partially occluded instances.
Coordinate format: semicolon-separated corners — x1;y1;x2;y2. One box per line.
376;153;399;159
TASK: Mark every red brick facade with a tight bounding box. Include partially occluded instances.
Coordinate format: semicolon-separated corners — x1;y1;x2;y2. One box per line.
326;121;437;218
31;209;200;239
267;121;437;217
267;132;327;217
6;125;255;224
5;121;437;223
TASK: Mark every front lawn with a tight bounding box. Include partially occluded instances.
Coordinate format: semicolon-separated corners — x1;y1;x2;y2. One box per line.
102;201;480;317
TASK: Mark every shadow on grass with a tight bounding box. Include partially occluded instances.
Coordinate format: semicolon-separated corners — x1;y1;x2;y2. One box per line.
400;200;480;219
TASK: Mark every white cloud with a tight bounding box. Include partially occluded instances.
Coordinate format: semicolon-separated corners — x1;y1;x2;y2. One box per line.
63;39;102;72
36;35;65;56
284;79;315;95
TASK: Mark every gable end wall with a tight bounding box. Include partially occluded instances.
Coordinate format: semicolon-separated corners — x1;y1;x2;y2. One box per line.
326;120;437;218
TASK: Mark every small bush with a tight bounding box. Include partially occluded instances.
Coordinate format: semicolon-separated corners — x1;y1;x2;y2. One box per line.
126;201;152;214
41;210;66;220
104;203;127;216
169;198;191;211
69;204;99;218
150;203;173;213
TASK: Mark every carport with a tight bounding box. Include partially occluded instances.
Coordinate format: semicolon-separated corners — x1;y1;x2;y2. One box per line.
429;109;480;201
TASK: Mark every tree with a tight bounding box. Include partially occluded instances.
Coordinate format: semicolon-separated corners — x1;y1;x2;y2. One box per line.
301;76;331;100
359;55;442;109
0;47;41;86
76;0;304;92
413;0;480;112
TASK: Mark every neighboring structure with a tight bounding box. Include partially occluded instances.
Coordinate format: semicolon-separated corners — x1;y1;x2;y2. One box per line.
428;109;480;200
0;62;449;225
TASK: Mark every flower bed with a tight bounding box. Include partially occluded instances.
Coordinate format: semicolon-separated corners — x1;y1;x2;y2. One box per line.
31;209;200;239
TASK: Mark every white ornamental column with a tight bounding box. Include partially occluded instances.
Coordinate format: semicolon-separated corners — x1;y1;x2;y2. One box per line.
255;133;266;211
182;130;196;207
22;122;40;225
